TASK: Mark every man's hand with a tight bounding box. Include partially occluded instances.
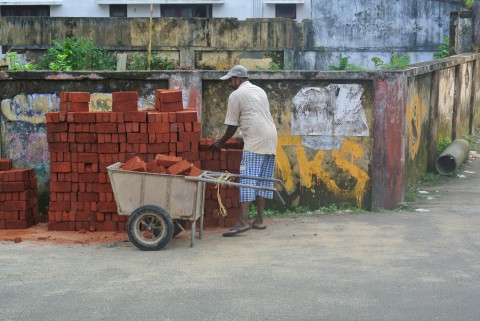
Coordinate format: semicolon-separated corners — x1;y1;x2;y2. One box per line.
210;125;238;152
210;138;223;152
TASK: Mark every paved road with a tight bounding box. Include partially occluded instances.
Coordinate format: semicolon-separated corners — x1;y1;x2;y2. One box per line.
1;157;480;321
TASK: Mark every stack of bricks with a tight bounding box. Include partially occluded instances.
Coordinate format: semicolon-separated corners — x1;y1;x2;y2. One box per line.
46;90;204;232
199;138;244;227
0;158;40;229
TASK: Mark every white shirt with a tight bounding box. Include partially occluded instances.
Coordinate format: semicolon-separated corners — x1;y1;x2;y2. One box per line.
224;81;278;155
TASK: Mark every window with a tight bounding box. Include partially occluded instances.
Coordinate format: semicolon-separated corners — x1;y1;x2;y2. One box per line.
1;5;50;16
275;4;296;19
109;4;127;17
161;5;211;18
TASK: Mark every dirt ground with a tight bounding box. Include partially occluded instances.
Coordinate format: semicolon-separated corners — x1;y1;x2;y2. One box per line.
0;221;230;245
0;223;128;244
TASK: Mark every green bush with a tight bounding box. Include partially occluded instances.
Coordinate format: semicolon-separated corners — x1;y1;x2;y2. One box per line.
437;136;452;155
127;53;175;71
372;54;411;69
6;52;34;71
36;37;117;71
329;55;367;71
434;36;450;59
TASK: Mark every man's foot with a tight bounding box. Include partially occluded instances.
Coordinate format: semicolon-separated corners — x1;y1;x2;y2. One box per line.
222;225;251;237
250;223;267;230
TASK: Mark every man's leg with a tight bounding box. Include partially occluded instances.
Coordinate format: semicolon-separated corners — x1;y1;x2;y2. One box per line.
251;196;265;227
238;201;251;227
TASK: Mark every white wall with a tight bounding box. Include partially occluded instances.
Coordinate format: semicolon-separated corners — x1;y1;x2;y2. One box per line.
212;2;254;20
14;0;310;20
50;0;109;17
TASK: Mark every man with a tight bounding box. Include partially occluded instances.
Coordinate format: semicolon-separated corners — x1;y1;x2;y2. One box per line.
211;65;278;237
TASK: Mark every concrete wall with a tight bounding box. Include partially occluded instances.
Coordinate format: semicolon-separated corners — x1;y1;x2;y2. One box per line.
1;53;479;216
300;0;465;69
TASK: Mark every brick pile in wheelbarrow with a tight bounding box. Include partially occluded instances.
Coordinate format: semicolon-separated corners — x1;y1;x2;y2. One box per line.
45;90;243;232
119;153;203;176
0;158;40;229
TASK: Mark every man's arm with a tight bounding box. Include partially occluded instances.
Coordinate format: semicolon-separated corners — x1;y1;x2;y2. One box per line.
210;125;238;151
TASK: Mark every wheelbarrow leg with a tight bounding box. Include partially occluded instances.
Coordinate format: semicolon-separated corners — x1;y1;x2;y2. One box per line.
199;213;204;240
190;219;196;247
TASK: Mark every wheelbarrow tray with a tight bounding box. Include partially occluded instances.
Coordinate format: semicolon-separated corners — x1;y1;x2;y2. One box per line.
107;162;205;221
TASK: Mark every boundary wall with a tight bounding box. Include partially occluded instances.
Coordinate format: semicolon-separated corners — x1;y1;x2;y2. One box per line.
1;53;479;229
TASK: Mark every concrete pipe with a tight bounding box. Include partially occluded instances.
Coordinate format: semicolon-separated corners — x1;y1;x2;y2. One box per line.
435;139;470;175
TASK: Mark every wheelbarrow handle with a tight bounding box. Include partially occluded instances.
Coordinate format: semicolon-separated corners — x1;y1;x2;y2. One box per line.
185;171;290;205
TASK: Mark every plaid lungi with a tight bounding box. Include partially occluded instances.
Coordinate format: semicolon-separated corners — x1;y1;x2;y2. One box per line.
239;150;276;202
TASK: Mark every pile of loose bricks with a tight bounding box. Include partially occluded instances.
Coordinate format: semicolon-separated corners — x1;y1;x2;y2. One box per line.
45;90;243;232
0;158;40;229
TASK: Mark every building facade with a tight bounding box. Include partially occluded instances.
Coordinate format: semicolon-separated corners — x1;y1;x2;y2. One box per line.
0;0;312;21
0;0;468;69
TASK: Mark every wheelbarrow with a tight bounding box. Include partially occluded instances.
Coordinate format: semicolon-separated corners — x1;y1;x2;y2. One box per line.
107;162;288;251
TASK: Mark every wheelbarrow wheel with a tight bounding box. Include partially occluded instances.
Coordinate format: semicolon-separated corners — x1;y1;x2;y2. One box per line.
127;205;174;251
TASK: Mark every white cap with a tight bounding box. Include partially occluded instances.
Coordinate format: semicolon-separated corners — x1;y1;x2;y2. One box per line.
220;65;249;80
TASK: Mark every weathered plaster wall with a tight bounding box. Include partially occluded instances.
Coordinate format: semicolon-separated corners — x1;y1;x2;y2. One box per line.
304;0;464;69
202;79;374;209
437;67;456;141
404;74;433;187
454;62;474;139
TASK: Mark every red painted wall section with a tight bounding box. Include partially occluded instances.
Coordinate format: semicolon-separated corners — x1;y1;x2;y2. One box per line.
372;76;406;210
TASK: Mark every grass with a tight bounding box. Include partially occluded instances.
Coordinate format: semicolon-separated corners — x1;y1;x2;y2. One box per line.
247;203;364;219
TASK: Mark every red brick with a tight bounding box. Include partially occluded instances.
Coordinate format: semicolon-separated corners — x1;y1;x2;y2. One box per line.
155;89;182;103
0;158;13;171
50;182;72;192
176;109;198;122
189;165;203;177
46;123;68;133
2;182;27;192
72;112;96;123
60;92;90;103
50;162;71;173
146;143;169;154
45;112;55;123
126;133;148;144
76;153;99;163
4;200;28;211
147;123;170;133
154;154;182;167
124;111;147;122
60;102;89;112
113;101;138;112
98;143;119;153
167;159;192;175
146;160;167;174
47;142;69;152
96;123;118;133
76;133;97;144
178;132;200;142
121;156;146;172
156;101;183;113
112;91;138;103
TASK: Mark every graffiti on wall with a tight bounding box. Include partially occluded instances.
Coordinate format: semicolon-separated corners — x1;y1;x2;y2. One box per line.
1;92;156;122
90;93;155;111
275;84;371;208
406;94;427;160
276;136;369;208
1;93;59;123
